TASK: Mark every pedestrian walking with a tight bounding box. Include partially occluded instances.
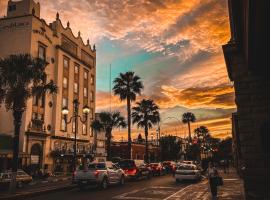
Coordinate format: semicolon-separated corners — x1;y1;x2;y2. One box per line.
207;162;219;199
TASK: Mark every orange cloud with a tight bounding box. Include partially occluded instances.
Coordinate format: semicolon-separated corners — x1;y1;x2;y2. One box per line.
158;84;235;109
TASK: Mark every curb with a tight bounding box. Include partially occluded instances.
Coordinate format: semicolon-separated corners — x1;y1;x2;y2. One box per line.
0;184;76;200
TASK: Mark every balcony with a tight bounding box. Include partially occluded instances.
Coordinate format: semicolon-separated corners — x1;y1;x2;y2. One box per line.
27;119;45;133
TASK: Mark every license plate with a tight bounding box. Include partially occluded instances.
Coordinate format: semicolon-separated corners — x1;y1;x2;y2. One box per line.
82;181;87;184
142;171;147;175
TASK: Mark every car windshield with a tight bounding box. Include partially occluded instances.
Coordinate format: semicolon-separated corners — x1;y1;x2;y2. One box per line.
91;163;106;169
118;160;135;169
177;165;197;170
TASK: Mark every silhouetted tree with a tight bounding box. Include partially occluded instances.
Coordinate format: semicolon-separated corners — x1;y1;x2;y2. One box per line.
93;111;126;160
182;112;196;142
132;99;160;163
113;72;143;158
0;54;57;192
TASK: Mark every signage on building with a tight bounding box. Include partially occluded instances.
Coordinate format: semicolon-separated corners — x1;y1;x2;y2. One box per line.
33;29;52;44
31;155;40;164
0;21;30;32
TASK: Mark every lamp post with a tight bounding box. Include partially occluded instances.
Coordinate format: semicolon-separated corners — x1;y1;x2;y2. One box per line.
61;99;90;181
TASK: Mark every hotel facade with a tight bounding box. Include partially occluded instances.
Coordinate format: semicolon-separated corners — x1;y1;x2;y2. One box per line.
0;0;106;173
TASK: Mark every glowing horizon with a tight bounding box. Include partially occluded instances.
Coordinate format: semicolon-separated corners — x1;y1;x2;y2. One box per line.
0;0;235;140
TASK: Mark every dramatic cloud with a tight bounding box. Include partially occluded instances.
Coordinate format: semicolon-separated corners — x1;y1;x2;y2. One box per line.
0;0;234;139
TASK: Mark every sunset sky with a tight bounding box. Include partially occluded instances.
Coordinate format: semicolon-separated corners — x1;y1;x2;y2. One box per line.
0;0;235;140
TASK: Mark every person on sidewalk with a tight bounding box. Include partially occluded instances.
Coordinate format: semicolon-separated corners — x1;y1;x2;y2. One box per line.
207;162;219;199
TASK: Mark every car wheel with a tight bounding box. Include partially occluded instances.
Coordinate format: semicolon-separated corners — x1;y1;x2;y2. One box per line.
100;178;108;190
119;175;125;185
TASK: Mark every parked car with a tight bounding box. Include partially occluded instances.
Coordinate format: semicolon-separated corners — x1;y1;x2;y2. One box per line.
180;160;195;165
175;163;201;183
162;161;176;174
149;163;165;176
0;169;32;187
118;159;152;180
74;161;126;190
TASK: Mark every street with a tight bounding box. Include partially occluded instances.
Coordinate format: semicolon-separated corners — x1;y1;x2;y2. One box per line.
27;175;199;200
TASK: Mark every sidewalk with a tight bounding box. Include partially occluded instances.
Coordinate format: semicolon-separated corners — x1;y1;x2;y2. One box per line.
167;168;245;200
0;175;75;200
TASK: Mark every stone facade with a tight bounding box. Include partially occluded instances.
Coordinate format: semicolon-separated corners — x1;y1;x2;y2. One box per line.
0;0;100;173
223;0;270;199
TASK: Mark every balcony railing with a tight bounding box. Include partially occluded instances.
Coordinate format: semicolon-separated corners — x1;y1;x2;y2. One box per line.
28;119;45;132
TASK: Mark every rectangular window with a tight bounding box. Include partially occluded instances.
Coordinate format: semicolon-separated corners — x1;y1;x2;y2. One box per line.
62;98;68;108
63;57;69;68
84;70;88;80
74;82;78;94
74;65;79;74
63;77;68;88
61;118;67;131
90;91;94;101
32;112;38;120
38;45;46;60
83;87;88;98
90;75;94;85
82;123;87;135
33;96;38;106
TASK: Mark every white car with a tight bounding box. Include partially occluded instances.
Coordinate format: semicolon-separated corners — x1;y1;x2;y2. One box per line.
175;163;201;183
0;169;32;187
74;161;126;190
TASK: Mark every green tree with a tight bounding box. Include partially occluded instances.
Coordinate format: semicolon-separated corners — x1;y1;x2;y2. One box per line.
132;99;160;163
160;135;181;161
94;111;126;160
182;112;196;142
113;71;143;158
0;54;57;191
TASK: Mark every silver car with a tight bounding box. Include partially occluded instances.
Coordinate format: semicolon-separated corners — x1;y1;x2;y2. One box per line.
175;163;201;183
0;169;32;187
74;161;126;190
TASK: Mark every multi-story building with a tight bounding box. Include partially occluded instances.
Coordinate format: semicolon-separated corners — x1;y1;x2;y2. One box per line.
223;0;270;198
0;0;97;173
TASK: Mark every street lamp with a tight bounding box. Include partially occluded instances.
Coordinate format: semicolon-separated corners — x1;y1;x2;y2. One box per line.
61;99;90;181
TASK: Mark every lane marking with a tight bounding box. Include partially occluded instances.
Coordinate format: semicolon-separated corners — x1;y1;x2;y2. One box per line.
112;187;175;200
162;185;193;200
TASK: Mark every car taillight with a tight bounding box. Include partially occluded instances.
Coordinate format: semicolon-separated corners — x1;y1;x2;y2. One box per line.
127;168;137;175
73;171;77;177
94;170;99;178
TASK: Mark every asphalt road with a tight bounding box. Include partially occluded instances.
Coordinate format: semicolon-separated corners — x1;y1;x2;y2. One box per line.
27;175;199;200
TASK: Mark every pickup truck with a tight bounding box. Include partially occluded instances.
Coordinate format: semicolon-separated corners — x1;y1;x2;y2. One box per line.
74;161;126;190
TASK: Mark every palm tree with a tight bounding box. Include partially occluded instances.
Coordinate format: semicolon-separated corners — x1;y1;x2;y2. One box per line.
113;71;143;159
132;99;160;163
0;54;57;192
182;112;196;142
194;126;210;159
94;111;126;160
91;119;104;153
194;126;210;139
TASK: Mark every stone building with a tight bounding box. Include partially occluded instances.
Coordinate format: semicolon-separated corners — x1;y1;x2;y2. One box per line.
0;0;98;174
223;0;270;198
